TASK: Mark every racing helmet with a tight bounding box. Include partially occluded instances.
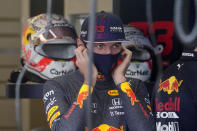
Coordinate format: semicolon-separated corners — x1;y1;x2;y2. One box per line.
21;13;78;80
123;25;155;82
123;25;154;60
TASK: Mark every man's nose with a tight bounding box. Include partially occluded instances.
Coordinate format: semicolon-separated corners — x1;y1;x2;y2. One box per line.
105;48;112;54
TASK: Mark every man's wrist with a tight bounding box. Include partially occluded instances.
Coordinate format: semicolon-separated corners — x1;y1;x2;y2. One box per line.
83;79;96;87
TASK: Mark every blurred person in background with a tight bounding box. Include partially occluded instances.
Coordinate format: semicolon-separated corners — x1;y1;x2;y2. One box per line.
153;46;197;131
123;25;157;98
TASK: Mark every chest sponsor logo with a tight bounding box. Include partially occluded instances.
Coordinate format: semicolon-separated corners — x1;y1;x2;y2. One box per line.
112;98;122;106
109;98;123;110
108;90;119;96
91;124;123;131
110;111;125;117
156;122;179;131
155;97;180;112
157;112;179;119
158;76;183;94
109;98;124;117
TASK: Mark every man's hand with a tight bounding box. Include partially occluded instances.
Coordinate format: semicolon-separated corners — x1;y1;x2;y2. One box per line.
75;46;98;86
112;47;132;85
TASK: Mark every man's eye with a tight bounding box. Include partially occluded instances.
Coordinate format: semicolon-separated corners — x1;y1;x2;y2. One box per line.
95;44;103;49
113;44;121;48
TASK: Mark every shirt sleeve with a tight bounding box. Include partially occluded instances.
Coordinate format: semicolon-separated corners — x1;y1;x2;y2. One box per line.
43;80;92;131
117;81;156;131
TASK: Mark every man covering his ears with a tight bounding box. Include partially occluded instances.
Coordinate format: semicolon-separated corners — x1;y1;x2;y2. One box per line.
43;11;155;131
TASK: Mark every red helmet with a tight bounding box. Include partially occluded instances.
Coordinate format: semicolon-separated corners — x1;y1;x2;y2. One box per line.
21;13;77;80
123;25;154;81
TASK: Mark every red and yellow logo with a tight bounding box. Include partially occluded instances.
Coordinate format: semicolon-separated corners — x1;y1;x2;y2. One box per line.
97;74;106;81
158;76;183;94
75;84;93;108
120;82;138;106
108;90;119;96
92;124;123;131
49;111;60;128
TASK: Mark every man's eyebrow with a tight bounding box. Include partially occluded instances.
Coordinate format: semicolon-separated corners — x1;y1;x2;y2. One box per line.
94;43;104;45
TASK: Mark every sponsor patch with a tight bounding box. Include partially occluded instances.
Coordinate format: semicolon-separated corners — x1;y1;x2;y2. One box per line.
110;111;125;117
96;26;105;32
108;90;119;96
47;106;59;121
155;97;180;112
182;52;194;57
49;111;60;128
92;124;123;131
43;90;54;103
110;26;123;33
157;112;179;119
158;76;183;94
156;122;179;131
45;97;57;113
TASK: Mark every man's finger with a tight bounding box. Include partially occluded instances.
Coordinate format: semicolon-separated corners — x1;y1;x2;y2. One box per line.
75;47;86;60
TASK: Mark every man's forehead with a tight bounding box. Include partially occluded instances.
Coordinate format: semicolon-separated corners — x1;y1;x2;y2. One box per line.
93;42;122;45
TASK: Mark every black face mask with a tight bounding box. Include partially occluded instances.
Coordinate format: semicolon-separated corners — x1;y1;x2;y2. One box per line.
93;53;120;77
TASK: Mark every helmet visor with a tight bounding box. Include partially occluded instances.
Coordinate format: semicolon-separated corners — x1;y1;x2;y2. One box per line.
128;45;152;61
43;26;77;40
35;39;76;60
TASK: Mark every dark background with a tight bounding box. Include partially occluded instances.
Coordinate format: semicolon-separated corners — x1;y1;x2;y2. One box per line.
114;0;195;69
30;0;64;17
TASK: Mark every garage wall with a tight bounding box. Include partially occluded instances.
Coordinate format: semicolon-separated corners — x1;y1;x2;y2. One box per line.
64;0;113;16
0;0;21;97
0;0;21;130
64;0;113;35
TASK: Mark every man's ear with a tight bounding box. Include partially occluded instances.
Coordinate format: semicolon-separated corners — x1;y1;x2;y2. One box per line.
77;39;85;47
194;47;197;52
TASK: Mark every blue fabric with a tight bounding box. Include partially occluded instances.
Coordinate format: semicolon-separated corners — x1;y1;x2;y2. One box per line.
93;53;120;77
80;11;126;42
